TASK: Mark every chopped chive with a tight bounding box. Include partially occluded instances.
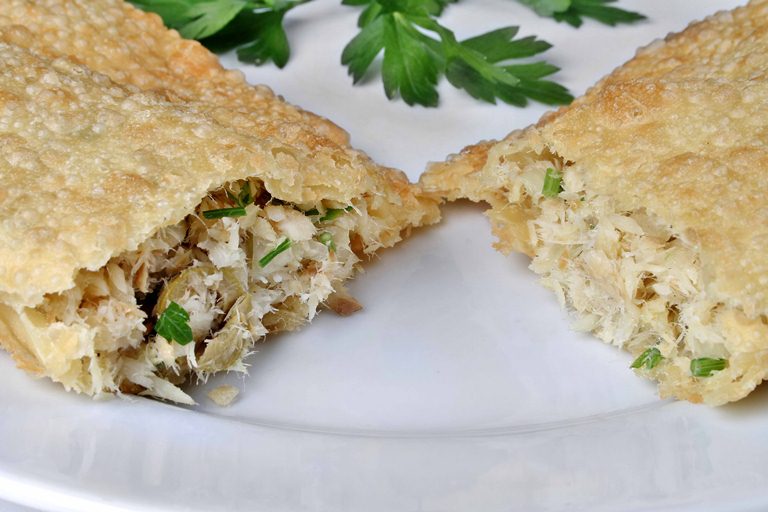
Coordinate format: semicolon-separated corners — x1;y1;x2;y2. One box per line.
630;347;663;370
204;182;253;219
542;167;563;198
691;358;728;377
203;207;247;219
155;301;194;346
238;182;252;206
318;232;336;252
306;206;355;222
259;238;292;268
319;208;346;222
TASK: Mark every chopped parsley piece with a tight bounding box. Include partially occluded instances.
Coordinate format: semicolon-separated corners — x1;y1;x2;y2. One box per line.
203;182;253;219
259;237;292;267
318;232;336;252
630;347;662;370
155;301;194;346
542;167;563;197
690;358;728;377
304;208;320;216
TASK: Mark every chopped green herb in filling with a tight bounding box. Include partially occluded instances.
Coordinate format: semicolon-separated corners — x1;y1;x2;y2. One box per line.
630;347;663;370
690;358;728;377
542;167;563;197
319;206;354;222
259;237;293;268
203;207;247;219
305;205;355;222
203;183;253;219
318;232;336;252
155;301;194;346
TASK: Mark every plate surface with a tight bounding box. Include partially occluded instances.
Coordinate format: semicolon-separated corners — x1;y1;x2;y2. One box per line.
2;1;764;511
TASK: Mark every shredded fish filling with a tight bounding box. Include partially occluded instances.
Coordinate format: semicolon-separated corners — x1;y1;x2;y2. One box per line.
504;156;768;404
35;178;364;404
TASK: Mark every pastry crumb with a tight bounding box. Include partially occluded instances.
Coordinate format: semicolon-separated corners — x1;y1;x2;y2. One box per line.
207;385;240;407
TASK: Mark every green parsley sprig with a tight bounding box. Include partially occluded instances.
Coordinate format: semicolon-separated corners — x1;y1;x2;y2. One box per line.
131;0;309;68
341;1;573;107
131;0;645;106
517;0;646;28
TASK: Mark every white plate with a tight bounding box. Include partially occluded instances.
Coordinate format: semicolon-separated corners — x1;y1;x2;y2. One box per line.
1;1;763;511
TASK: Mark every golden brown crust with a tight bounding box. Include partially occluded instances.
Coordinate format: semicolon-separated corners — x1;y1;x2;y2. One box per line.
428;0;768;316
538;0;768;317
0;1;439;310
0;44;273;307
0;305;43;376
0;4;391;202
0;0;440;254
0;0;440;400
421;139;499;202
0;0;349;146
424;0;768;405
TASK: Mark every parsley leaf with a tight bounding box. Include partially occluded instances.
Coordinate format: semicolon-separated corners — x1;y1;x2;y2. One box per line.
155;301;194;346
341;16;387;83
129;0;199;26
341;3;573;107
235;8;292;67
132;0;644;107
517;0;569;17
131;0;248;39
381;13;442;106
518;0;646;28
461;27;548;62
181;0;248;39
130;0;307;68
